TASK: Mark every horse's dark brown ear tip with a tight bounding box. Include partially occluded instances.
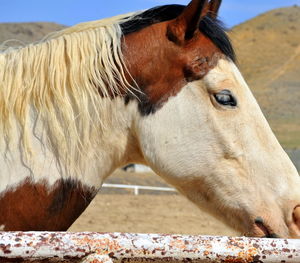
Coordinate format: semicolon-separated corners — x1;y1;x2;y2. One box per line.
166;0;209;45
208;0;222;19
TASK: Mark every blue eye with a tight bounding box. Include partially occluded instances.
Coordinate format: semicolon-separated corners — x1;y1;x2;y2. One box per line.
214;90;237;107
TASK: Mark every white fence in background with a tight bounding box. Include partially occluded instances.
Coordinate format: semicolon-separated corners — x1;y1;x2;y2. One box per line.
102;183;176;195
1;232;300;262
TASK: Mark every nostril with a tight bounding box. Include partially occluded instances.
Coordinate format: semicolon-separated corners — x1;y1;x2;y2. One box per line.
293;206;300;229
255;217;264;225
254;217;269;237
254;217;280;238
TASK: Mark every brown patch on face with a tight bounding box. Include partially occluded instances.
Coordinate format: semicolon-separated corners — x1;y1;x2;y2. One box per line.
122;20;224;115
0;178;96;231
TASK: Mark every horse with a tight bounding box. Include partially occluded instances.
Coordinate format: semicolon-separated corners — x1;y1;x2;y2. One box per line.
0;0;300;238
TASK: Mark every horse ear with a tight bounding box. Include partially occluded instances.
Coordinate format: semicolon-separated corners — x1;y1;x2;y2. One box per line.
207;0;222;19
167;0;209;45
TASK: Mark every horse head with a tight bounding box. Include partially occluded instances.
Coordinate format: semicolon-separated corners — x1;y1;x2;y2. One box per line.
122;0;300;238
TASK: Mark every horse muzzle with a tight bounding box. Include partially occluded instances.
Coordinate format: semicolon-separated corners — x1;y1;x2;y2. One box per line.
248;205;300;238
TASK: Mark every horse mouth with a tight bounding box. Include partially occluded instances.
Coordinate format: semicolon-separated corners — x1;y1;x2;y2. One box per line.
254;217;280;238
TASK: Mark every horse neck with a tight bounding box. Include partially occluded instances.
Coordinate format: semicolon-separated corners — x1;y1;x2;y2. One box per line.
90;97;144;182
48;95;143;186
0;96;144;231
0;96;141;193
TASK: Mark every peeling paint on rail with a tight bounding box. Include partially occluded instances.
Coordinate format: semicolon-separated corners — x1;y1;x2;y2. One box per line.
0;232;300;262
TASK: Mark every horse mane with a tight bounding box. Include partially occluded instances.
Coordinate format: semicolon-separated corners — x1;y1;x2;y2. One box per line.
0;4;234;177
0;13;135;176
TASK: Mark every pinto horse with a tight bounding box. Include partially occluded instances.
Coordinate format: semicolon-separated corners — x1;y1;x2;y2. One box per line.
1;0;300;238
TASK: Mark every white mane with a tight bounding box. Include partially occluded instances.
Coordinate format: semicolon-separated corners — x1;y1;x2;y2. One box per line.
0;13;137;175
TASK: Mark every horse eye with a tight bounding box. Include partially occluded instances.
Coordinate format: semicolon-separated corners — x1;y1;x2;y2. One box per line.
214;90;237;107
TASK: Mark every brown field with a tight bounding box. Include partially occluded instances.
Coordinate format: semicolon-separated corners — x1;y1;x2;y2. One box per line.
69;194;238;237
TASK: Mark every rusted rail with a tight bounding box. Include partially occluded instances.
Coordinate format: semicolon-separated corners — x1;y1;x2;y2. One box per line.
0;232;300;262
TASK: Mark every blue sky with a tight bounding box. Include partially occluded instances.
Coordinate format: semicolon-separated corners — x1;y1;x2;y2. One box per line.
1;0;300;28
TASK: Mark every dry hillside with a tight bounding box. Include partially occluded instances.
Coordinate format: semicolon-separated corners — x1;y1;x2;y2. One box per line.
0;22;65;47
0;6;299;147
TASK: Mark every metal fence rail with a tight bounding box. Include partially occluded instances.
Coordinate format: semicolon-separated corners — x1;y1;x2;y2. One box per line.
0;232;300;262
